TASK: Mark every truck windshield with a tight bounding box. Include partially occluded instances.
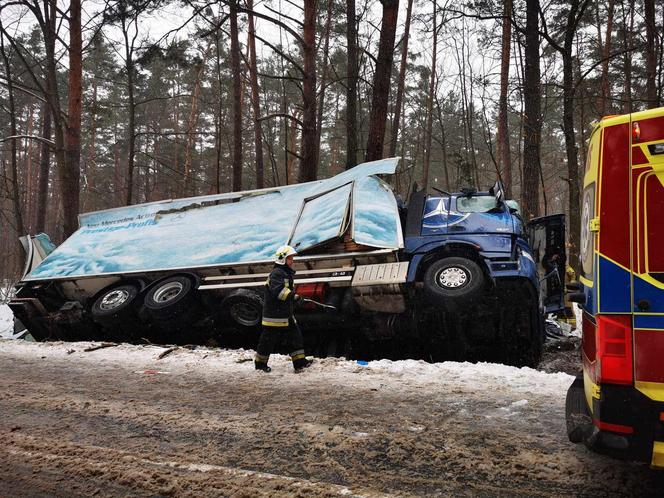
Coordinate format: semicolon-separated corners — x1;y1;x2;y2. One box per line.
456;196;498;213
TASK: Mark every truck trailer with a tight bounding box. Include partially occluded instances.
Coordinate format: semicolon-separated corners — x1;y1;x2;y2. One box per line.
9;158;565;366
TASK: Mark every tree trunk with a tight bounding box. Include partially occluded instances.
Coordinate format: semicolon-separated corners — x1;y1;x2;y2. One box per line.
496;0;512;196
183;41;212;196
123;18;136;206
422;1;437;190
247;0;265;189
83;70;99;212
315;0;333;169
24;105;35;231
0;31;26;237
365;0;399;162
598;0;614;116
522;0;541;220
561;1;585;272
35;104;51;233
62;0;82;237
345;0;358;169
298;0;318;183
41;0;68;241
215;26;223;194
230;0;243;191
622;0;635;113
644;0;657;106
388;0;413;157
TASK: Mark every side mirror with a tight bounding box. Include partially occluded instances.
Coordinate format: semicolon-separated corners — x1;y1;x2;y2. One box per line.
569;292;586;304
566;281;582;292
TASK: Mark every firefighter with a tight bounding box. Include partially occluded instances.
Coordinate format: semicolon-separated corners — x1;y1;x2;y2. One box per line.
254;245;313;373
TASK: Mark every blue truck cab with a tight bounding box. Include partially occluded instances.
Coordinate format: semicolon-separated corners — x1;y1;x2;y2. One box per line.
392;183;566;366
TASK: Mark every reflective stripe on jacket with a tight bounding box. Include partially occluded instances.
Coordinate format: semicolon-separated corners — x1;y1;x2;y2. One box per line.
262;264;295;327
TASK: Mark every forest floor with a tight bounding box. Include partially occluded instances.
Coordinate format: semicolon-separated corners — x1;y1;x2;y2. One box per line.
2;338;664;497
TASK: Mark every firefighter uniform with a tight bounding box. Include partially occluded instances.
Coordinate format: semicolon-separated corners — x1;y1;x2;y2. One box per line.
255;250;310;372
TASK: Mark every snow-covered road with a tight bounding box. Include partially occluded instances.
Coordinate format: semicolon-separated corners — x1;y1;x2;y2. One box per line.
1;337;663;497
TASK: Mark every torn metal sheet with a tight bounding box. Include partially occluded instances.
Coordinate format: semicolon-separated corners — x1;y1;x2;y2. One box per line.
290;183;353;252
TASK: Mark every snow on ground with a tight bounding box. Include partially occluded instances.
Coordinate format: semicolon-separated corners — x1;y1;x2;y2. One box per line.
0;304;13;339
0;338;574;403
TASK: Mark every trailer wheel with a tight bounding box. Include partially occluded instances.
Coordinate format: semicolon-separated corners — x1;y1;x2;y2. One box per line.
144;275;199;320
221;289;263;327
91;283;140;324
423;257;484;308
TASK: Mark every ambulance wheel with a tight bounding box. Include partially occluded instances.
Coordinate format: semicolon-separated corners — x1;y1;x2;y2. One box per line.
566;377;592;443
91;283;140;325
144;275;200;321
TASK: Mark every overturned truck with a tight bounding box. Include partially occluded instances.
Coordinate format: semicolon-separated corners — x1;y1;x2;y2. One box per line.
9;158;565;366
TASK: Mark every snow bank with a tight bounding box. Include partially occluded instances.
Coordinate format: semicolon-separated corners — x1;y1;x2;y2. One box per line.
0;339;574;404
0;304;14;339
356;357;573;397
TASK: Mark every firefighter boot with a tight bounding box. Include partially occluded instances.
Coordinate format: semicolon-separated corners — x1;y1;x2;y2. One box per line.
255;361;272;373
292;352;313;372
255;353;272;373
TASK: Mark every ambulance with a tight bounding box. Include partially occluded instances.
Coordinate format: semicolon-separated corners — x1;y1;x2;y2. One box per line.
566;107;664;466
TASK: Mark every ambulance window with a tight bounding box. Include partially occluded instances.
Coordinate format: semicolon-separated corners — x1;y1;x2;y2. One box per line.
584;142;594;174
644;174;664;283
580;184;595;279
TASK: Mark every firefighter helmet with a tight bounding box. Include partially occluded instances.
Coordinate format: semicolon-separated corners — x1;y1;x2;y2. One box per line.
274;245;297;264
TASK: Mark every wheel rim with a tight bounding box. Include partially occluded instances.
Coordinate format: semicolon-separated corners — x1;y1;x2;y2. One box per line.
231;302;260;326
153;282;184;303
437;267;469;289
100;289;130;310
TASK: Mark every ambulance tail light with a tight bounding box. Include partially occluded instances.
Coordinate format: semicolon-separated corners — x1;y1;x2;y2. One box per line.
596;315;633;385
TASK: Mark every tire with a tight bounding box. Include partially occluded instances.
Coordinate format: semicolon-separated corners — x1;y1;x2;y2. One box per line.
144;275;198;320
566;377;592;443
221;289;264;327
91;283;140;324
423;257;485;309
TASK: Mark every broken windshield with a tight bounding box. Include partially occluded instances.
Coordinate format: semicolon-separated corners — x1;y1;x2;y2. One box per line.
456;195;498;213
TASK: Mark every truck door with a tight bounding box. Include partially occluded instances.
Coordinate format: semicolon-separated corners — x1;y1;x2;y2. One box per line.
20;233;56;279
526;214;566;313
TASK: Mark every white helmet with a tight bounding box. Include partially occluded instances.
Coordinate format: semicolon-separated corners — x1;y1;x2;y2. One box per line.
274;245;297;264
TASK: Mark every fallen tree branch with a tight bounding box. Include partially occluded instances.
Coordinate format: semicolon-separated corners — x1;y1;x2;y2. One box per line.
157;346;178;360
83;342;118;352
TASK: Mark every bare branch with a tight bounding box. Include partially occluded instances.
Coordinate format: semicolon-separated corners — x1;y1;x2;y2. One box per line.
264;4;303;27
0;135;55;146
253;32;304;74
258;72;303;82
234;5;304;45
258;113;303;127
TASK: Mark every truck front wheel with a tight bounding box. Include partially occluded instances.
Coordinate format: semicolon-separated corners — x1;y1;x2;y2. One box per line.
423;257;484;309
